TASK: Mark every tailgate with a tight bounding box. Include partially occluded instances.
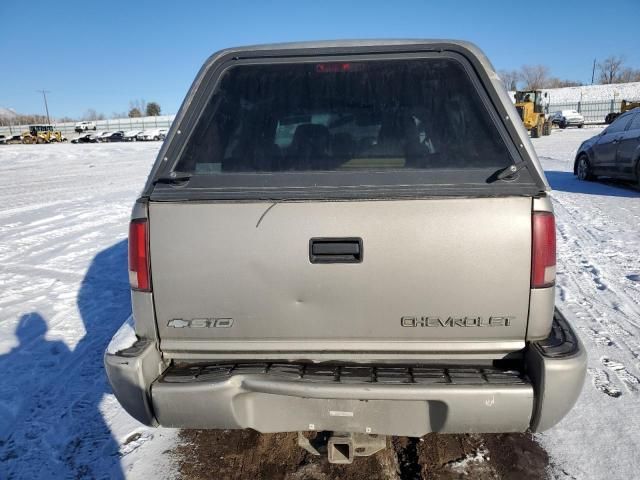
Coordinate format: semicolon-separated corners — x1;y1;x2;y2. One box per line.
149;197;532;355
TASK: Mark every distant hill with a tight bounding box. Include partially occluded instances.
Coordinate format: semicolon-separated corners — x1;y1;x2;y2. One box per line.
0;107;18;119
542;82;640;104
510;82;640;104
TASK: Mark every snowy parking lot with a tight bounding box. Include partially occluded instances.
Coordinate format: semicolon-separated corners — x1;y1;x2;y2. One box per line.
0;128;639;479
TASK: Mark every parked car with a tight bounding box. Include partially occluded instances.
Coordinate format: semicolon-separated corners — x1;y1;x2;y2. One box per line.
574;107;640;186
4;135;23;144
94;131;111;142
137;130;154;141
123;130;143;141
102;131;125;142
549;110;585;129
71;133;94;144
137;128;166;141
75;121;97;133
0;134;6;145
105;40;586;464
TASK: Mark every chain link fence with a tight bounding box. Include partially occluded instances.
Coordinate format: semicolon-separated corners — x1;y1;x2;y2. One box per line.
0;115;175;137
546;99;630;124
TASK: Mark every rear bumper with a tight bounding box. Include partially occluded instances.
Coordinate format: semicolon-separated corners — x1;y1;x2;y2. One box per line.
105;309;586;434
555;118;584;126
152;367;534;436
524;310;587;431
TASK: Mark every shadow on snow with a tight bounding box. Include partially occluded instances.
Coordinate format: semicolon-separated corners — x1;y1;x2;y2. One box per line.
0;240;130;479
545;170;640;198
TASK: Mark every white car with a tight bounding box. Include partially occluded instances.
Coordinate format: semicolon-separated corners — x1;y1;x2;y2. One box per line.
75;121;97;133
123;130;143;141
138;128;166;141
94;131;111;142
550;110;585;129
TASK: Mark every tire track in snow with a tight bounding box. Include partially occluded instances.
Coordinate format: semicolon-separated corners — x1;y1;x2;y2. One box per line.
586;368;622;398
549;168;640;399
601;357;640;392
533;129;640;480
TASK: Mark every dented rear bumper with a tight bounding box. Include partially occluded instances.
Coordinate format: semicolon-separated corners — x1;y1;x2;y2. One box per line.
104;309;586;434
525;309;587;431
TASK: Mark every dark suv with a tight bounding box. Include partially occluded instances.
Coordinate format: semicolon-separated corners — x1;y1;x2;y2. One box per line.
575;108;640;185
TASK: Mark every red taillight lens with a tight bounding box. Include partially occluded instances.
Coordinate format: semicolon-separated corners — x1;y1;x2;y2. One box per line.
129;219;150;291
315;62;352;73
531;212;556;289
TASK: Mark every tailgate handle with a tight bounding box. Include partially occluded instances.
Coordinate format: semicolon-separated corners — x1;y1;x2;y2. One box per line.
309;238;363;264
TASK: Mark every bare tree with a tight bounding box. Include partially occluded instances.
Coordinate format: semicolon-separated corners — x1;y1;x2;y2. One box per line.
545;77;582;88
597;56;625;84
618;67;640;83
0;113;49;127
82;109;105;121
129;99;147;116
128;108;142;118
499;69;520;91
520;65;550;90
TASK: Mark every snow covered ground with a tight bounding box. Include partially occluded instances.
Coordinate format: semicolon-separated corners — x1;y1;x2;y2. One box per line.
0;143;177;479
533;128;640;479
0;129;638;479
542;82;640;104
509;82;640;104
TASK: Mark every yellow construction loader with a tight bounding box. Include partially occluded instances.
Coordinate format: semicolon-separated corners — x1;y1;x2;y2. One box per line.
514;90;551;138
21;125;65;144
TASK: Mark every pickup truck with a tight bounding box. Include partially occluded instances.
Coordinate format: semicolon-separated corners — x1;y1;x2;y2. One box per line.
105;40;586;464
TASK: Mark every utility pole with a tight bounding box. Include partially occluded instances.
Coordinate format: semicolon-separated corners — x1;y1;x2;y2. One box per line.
591;59;596;85
37;89;51;125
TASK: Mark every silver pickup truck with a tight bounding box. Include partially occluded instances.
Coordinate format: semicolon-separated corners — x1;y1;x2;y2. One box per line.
105;40;586;463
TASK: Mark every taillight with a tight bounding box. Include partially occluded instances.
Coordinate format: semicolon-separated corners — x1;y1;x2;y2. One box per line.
129;219;150;291
531;212;556;288
315;63;352;73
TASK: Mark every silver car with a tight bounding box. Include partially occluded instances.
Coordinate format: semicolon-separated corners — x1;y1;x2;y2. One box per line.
550;109;585;128
105;40;586;464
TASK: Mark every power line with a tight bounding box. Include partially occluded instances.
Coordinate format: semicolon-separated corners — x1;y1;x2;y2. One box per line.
37;89;51;125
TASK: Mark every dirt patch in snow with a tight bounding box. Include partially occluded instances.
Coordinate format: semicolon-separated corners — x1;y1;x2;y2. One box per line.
176;429;398;480
415;433;548;479
174;430;548;479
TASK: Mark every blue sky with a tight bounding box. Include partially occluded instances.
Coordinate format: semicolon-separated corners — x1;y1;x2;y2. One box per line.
1;0;638;119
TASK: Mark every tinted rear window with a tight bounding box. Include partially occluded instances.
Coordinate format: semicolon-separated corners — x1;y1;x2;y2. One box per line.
175;58;514;175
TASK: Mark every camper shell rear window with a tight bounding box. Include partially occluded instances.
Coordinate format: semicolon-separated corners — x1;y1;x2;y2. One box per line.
153;53;541;200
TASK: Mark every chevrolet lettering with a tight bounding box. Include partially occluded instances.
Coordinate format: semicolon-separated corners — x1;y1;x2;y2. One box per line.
401;316;513;327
